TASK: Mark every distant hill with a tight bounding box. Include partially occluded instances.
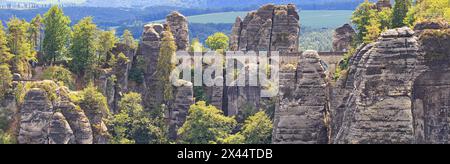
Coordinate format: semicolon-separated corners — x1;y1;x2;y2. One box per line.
0;0;376;10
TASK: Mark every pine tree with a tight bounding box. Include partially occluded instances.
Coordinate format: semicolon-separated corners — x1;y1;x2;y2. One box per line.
0;23;12;64
97;30;117;67
70;17;98;79
157;26;177;102
120;29;137;50
6;17;35;77
352;0;377;44
364;11;382;43
392;0;412;28
29;14;43;51
43;6;71;64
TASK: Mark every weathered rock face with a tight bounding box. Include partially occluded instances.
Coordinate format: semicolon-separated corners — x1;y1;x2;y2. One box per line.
59;101;93;144
48;112;75;144
18;89;54;144
412;28;450;144
226;63;261;118
226;4;300;117
138;24;165;109
17;83;108;144
166;12;189;51
112;43;136;92
335;27;420;144
273;50;329;144
169;80;194;139
230;4;300;53
332;24;356;52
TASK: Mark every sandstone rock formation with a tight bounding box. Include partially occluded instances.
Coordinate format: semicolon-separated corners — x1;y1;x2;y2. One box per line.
332;24;355;52
135;12;194;140
166;12;189;51
169;80;194;139
333;26;450;144
229;4;300;53
273;50;329;144
59;101;93;144
226;4;300;118
335;27;419;144
137;23;165;109
17;81;109;144
48;112;75;144
18;89;53;144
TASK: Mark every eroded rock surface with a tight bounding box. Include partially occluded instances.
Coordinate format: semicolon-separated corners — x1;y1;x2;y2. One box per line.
332;24;355;52
273;50;329;144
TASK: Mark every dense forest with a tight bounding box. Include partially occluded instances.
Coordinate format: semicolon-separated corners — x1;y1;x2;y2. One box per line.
0;0;449;144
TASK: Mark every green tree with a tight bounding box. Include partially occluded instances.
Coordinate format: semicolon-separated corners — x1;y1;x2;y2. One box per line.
392;0;412;28
120;29;137;50
178;101;237;144
0;23;13;64
0;64;12;101
43;6;71;64
110;92;168;144
70;17;98;79
29;14;43;51
189;38;206;52
241;111;273;144
205;32;229;50
42;66;74;89
364;11;382;43
352;0;377;43
405;0;450;26
157;26;176;102
7;17;35;76
97;30;117;68
378;8;393;30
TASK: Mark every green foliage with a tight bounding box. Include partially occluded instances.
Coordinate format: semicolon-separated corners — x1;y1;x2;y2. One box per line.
157;26;176;102
392;0;412;28
405;0;450;26
110;92;168;144
43;6;71;64
76;84;110;116
205;32;229;51
0;64;12;101
241;111;273;144
97;30;118;68
7;17;35;76
334;47;356;81
193;86;209;103
178;101;237;144
299;27;333;51
42;66;75;89
189;38;207;52
363;11;382;43
18;80;59;104
116;53;130;64
0;23;13;64
221;133;245;144
70;17;98;78
352;1;394;44
128;55;144;84
378;8;393;30
29;14;43;50
120;29;137;50
0;130;16;144
420;29;450;62
352;0;377;43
